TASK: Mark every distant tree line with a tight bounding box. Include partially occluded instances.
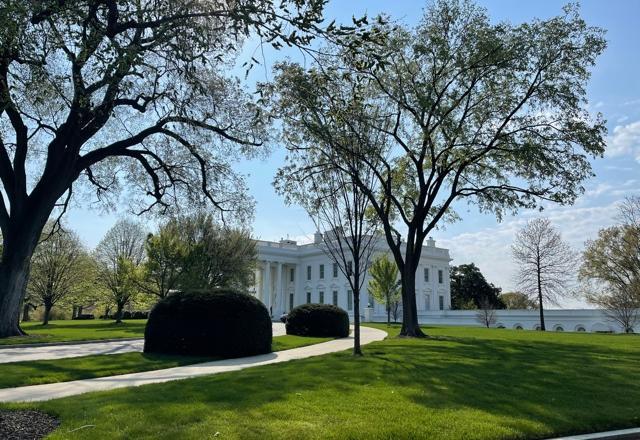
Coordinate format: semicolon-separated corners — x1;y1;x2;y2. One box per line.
22;213;256;325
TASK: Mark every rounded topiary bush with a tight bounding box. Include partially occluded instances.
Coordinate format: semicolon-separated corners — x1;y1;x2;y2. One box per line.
286;304;349;338
144;289;272;358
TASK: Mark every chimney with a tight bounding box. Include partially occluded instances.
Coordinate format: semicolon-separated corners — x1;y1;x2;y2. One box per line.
426;236;436;247
313;231;323;244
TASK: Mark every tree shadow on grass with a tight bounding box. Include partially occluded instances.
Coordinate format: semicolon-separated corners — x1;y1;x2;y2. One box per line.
19;332;640;440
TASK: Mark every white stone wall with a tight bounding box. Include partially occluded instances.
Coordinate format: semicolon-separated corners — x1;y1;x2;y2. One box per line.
367;308;630;333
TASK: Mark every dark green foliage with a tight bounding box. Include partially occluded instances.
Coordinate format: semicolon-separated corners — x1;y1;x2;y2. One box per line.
450;264;504;310
71;314;95;320
144;290;272;358
98;311;148;320
123;311;149;320
286;304;349;338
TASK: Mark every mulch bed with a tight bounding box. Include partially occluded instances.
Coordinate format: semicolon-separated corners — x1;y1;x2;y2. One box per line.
0;409;59;439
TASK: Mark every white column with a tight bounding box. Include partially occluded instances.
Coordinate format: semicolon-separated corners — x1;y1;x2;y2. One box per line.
254;267;261;298
275;262;283;316
293;264;300;310
263;261;272;316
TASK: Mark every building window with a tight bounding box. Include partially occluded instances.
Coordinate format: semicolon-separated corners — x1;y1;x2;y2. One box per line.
306;291;311;303
290;268;295;282
347;290;353;311
346;260;353;275
319;291;324;304
319;264;325;279
332;290;338;306
289;293;294;311
424;268;429;282
439;295;444;310
425;294;430;310
333;262;338;278
307;265;311;280
438;269;443;284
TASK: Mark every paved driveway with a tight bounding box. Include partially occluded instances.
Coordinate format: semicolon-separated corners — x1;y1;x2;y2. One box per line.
0;322;288;364
0;326;388;402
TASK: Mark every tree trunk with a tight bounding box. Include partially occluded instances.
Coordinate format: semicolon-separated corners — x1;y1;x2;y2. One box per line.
0;257;32;337
115;302;125;324
399;266;426;338
536;264;545;331
353;289;362;356
22;303;31;322
42;301;52;326
386;302;390;327
0;202;54;338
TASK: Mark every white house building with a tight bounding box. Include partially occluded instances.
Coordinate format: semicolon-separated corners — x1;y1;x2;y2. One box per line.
253;233;452;321
253;233;631;333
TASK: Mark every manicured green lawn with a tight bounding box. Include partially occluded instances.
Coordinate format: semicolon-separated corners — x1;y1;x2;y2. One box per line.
271;335;332;352
0;352;208;389
0;320;147;346
9;324;638;440
0;334;331;389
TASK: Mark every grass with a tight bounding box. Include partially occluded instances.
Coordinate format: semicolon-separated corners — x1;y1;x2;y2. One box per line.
0;334;331;389
271;335;332;351
0;320;147;346
7;324;638;440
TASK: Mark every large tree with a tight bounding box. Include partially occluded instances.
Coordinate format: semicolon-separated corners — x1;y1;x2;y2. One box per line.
27;225;93;324
267;0;606;336
94;219;146;323
512;218;576;331
450;263;503;310
0;0;328;336
580;197;640;333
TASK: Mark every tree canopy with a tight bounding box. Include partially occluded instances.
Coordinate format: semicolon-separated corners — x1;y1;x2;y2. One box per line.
266;0;606;336
580;197;640;332
450;263;503;310
27;224;93;324
0;0;329;337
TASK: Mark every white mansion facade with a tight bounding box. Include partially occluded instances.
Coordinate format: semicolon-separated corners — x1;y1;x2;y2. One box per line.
253;233;631;333
253;233;452;320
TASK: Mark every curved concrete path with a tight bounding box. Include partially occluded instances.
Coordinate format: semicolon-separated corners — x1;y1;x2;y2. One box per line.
0;323;287;364
0;326;387;403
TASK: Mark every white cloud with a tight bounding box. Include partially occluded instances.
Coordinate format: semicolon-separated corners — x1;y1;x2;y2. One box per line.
607;120;640;161
439;201;621;308
617;115;629;124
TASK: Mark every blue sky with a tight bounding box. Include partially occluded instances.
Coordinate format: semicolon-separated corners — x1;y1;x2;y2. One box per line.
67;0;640;304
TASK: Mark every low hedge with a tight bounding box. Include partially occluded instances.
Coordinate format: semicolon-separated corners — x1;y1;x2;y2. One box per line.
286;304;349;338
72;314;95;320
144;289;272;358
99;311;149;320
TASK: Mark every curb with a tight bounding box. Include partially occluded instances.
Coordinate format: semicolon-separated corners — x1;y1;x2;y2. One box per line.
0;337;143;350
546;427;640;440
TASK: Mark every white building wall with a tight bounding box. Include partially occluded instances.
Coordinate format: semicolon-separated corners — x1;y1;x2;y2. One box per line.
254;235;452;321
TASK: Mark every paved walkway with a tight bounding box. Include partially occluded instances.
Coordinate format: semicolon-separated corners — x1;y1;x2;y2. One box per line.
0;326;386;403
550;428;640;440
546;427;640;440
0;322;287;364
